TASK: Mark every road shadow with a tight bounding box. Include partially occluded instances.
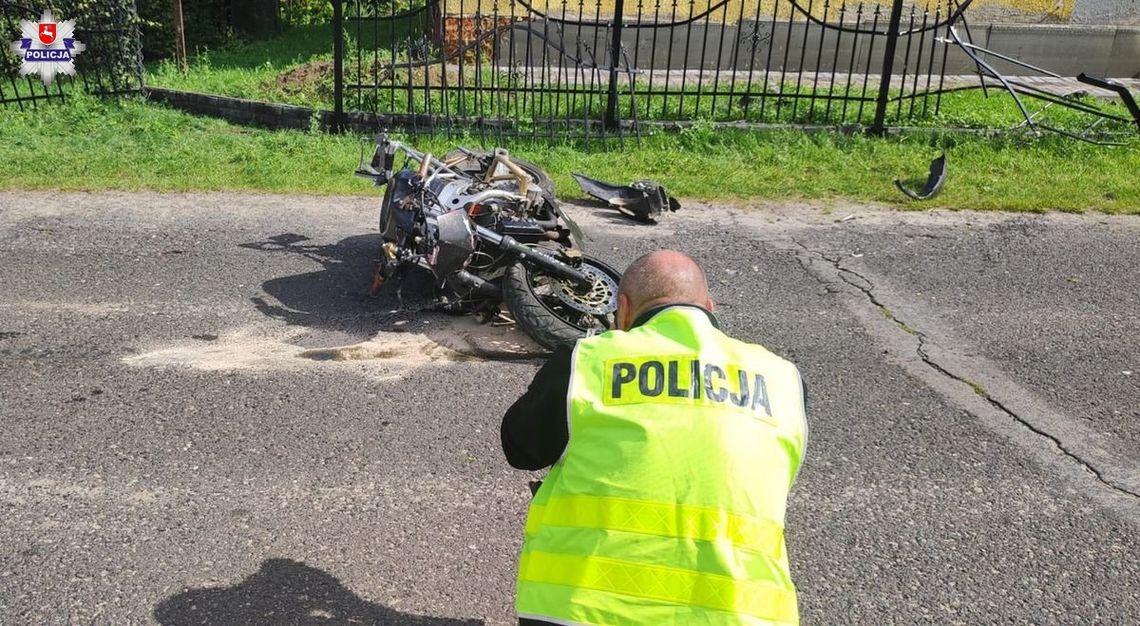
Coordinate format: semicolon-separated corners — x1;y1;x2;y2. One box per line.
239;233;545;359
154;558;485;626
240;232;404;336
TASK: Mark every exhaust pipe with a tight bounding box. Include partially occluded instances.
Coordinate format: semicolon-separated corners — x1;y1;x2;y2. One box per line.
473;225;593;287
449;269;500;299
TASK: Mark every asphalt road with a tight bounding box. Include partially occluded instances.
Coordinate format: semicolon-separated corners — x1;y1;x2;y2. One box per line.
1;192;1137;625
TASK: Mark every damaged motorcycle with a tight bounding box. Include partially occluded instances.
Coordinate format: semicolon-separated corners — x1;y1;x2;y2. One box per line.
355;135;621;350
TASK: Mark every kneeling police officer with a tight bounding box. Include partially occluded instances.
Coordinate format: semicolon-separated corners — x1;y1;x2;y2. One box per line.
502;249;809;626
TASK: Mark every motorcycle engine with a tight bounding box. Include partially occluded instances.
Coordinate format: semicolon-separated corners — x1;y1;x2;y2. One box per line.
422;174;554;243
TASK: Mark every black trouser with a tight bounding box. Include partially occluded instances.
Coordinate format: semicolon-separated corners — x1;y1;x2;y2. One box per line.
519;619;559;626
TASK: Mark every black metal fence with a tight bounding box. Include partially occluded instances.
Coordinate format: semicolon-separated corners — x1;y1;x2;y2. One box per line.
1;1;144;109
333;0;972;140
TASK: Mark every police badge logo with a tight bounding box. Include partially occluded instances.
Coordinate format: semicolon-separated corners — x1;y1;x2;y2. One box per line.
9;10;85;86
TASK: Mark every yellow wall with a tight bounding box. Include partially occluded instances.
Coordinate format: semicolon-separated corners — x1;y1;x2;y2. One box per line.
441;0;1074;22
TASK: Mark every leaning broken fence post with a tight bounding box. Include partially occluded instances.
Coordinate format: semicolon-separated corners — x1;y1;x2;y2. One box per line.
870;0;906;136
604;0;627;131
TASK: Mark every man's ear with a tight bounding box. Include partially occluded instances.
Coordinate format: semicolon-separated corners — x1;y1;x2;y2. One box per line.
706;297;715;313
617;293;631;330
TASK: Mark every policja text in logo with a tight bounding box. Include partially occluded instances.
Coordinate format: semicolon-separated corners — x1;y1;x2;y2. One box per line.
9;10;85;86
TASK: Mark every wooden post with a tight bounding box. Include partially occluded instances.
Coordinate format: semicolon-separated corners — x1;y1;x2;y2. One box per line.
172;0;188;73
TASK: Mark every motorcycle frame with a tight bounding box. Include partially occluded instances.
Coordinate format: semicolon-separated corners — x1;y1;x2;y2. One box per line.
357;135;596;289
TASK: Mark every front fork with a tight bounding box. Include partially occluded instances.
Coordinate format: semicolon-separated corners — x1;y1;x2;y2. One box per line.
369;242;400;296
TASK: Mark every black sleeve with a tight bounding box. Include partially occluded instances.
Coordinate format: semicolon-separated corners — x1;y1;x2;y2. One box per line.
500;345;573;470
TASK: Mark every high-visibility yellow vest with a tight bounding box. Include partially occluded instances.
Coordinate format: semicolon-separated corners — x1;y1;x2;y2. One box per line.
517;306;807;626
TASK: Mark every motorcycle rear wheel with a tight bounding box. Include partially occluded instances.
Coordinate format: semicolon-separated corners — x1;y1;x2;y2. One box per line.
502;256;621;351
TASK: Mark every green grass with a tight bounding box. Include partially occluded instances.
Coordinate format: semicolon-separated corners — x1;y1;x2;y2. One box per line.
1;95;1138;212
146;19;425;108
146;23;334;106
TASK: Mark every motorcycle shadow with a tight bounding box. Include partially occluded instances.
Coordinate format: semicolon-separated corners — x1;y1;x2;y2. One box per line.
239;233;546;361
153;558;484;626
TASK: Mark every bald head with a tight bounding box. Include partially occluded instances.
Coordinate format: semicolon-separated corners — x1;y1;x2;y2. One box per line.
616;250;712;330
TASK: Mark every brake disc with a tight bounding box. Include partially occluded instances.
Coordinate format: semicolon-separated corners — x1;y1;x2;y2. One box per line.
550;264;618;315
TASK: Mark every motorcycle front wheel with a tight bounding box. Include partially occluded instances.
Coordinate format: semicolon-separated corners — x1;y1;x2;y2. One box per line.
502;256;622;351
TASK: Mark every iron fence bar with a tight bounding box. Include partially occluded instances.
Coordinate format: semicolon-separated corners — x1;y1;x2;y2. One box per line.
405;18;417;136
756;0;780;120
645;0;662;120
808;0;831;122
524;3;538;132
791;0;814;121
954;3;987;97
585;0;603;141
427;9;438;137
825;2;845;123
474;10;485;143
2;10;26;110
494;3;503;143
775;1;796;121
333;0;344;131
515;0;734;27
604;0;626;129
458;0;468;118
1001;80;1135;122
935;0;950;113
856;5;880;123
387;1;396;117
706;0;731;119
368;0;377;117
664;0;679;119
508;0;518;139
355;1;363;113
675;0;694;118
543;13;557;141
953;37;1064;79
908;8;928;120
692;0;716;118
870;0;904;135
722;0;749;120
631;0;646;122
782;0;973;35
0;91;61;106
631;0;644;118
356;82;879;100
569;1;584;138
921;1;940;118
840;2;861;123
895;6;915;123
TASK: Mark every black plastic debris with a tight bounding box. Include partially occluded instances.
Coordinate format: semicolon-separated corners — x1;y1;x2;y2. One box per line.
895;153;947;201
571;173;681;224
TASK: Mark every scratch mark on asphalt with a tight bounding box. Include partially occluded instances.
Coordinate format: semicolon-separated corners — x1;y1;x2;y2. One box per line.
788;237;1140;501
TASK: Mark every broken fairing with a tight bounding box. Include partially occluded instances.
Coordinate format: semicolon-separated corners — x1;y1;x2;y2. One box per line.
896;153;948;201
571;174;681;224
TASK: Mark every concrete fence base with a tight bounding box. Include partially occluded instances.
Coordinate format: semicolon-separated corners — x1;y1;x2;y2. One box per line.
144;87;517;134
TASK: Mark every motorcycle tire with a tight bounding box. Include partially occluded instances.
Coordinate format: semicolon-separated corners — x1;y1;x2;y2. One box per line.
443;149;556;196
502;255;621;351
378;174;398;241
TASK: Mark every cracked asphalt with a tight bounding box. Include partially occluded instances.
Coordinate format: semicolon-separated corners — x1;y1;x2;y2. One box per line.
1;192;1138;625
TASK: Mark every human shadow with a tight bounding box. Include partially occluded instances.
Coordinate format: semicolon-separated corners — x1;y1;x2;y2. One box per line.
239;232;432;339
154;558;485;626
